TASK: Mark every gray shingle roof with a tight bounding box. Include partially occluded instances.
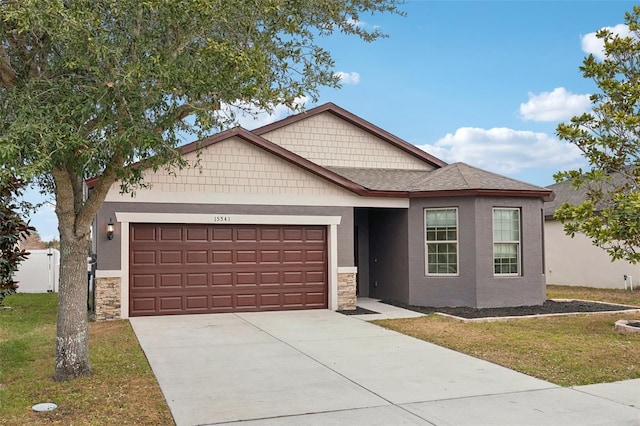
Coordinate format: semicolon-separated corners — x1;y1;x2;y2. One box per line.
328;162;549;194
412;163;547;192
325;167;429;191
543;179;586;217
544;171;633;217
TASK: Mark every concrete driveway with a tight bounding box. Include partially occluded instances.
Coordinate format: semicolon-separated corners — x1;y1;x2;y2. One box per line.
131;310;640;426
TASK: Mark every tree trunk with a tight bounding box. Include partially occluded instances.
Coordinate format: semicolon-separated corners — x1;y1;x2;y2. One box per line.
54;231;91;381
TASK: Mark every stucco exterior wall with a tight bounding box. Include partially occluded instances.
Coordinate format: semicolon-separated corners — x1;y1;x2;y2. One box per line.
408;197;477;307
258;112;434;170
407;197;545;308
473;197;545;308
368;208;410;302
545;220;640;289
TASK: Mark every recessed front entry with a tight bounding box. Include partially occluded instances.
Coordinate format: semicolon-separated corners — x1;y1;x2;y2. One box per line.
129;223;328;316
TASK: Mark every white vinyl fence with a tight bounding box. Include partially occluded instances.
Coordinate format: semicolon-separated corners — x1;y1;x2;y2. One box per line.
14;249;60;293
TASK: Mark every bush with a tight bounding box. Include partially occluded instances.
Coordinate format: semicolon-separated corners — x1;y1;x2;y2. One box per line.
0;176;35;304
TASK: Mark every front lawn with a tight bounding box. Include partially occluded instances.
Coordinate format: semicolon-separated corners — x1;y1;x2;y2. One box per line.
0;293;174;426
373;285;640;387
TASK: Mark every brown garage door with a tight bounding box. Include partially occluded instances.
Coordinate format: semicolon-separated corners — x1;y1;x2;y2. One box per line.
129;223;328;316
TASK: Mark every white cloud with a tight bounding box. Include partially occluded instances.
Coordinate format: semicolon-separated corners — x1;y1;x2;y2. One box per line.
417;127;584;175
335;71;360;85
221;97;309;130
581;23;631;60
345;18;365;28
519;87;591;122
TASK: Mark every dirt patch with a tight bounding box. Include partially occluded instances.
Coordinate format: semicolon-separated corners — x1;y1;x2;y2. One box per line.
382;299;639;319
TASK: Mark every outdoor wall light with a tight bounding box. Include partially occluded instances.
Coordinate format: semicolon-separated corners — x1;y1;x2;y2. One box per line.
107;218;114;240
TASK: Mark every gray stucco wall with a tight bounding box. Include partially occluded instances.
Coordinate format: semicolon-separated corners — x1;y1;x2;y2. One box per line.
408;196;545;308
408;197;477;307
473;197;545;308
368;208;409;302
96;202;354;271
354;208;370;297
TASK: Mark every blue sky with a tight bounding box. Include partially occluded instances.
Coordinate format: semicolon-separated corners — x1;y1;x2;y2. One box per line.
25;1;636;240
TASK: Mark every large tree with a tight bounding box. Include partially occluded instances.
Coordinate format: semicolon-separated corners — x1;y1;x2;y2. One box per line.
0;0;402;381
555;6;640;264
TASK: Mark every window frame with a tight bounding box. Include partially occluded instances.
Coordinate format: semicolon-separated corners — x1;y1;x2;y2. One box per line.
424;207;459;276
492;207;521;276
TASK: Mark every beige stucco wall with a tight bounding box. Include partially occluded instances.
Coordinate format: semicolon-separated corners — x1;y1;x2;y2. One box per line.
259;112;434;170
545;220;640;289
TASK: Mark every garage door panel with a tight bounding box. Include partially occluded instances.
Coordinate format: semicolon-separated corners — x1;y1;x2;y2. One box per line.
305;229;325;241
132;297;156;313
160;227;183;241
131;226;156;241
212;250;233;264
260;293;280;307
305;250;326;263
260;228;281;240
283;250;303;263
212;295;233;309
159;274;182;288
159;296;182;312
185;295;208;310
186;273;208;287
236;250;257;263
282;292;303;306
131;251;156;265
283;228;303;241
236;272;257;285
186;250;208;264
236;228;258;241
130;223;327;316
160;251;182;264
212;273;233;286
282;271;302;283
212;228;233;241
260;250;281;263
306;292;325;308
260;272;280;285
131;274;156;289
236;294;258;307
186;227;208;241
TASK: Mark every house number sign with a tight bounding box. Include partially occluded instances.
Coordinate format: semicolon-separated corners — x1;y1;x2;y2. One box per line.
212;215;232;223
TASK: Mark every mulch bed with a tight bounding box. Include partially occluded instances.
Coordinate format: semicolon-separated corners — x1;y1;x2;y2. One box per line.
381;299;639;319
338;306;380;315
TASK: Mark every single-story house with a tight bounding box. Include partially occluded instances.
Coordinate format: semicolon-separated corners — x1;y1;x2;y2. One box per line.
544;179;640;289
92;103;553;320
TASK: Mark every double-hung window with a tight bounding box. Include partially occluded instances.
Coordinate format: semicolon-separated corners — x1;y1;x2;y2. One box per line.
493;208;520;275
425;208;458;275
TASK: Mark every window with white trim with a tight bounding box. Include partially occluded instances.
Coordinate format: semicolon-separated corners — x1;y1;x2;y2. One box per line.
425;208;458;275
493;208;520;275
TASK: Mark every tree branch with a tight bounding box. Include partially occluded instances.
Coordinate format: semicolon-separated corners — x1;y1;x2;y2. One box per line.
0;43;17;88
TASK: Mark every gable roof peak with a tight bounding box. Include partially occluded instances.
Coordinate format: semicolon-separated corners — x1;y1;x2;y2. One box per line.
252;102;448;169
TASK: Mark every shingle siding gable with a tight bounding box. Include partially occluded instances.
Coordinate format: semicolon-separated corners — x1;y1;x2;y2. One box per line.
258;112;434;171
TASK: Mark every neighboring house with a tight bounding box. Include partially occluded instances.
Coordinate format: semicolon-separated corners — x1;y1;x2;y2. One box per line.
91;103;553;320
544;179;640;289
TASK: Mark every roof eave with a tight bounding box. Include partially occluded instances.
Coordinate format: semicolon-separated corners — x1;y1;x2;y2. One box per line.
408;188;555;201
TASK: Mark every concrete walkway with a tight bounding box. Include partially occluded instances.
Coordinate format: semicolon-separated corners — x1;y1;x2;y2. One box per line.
131;310;640;426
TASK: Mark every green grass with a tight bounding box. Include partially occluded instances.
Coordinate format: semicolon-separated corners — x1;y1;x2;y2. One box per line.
374;286;640;387
0;293;173;426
